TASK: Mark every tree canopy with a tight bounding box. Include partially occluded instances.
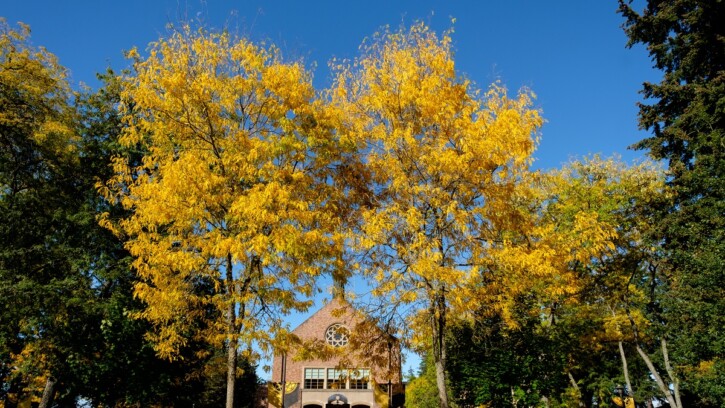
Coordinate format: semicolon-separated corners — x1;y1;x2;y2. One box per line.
1;7;722;407
331;22;543;408
101;25;347;408
619;1;725;405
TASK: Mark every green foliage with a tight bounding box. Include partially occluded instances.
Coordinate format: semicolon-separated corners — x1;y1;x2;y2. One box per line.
69;70;262;408
445;309;569;407
65;70;201;407
194;352;260;408
2;7;722;406
441;156;673;407
538;156;676;406
0;21;259;404
1;18;86;404
406;354;451;408
619;1;725;404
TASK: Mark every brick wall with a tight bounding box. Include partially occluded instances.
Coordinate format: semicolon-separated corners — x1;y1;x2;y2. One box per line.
269;297;403;407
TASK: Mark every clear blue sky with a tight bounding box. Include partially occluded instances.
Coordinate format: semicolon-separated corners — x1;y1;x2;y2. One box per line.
4;0;658;171
4;0;658;377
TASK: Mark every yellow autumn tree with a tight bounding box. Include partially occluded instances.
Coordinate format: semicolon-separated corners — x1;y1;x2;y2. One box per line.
518;156;665;309
535;157;669;406
479;163;621;325
100;26;344;408
330;22;543;408
486;156;667;405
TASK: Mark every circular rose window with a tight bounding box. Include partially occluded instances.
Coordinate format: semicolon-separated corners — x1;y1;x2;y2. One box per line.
325;323;349;347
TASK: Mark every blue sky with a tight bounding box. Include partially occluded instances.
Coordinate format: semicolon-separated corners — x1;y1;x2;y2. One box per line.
4;0;658;377
5;1;658;171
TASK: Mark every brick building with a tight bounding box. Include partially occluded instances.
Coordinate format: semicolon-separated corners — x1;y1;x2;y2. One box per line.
269;296;404;408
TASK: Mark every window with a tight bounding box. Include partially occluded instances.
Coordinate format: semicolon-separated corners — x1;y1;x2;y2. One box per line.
304;367;370;390
304;368;325;389
349;369;370;389
326;368;347;389
325;323;349;347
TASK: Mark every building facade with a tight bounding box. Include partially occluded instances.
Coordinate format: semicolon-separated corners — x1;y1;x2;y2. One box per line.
269;297;404;408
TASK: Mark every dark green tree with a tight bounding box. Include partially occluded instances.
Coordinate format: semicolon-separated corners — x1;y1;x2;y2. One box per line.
0;18;90;406
65;70;202;407
445;304;572;407
619;1;724;405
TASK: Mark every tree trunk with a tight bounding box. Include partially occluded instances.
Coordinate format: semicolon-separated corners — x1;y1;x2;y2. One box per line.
626;306;679;408
634;343;678;408
610;306;634;400
226;254;237;408
226;334;237;408
431;290;449;408
618;340;634;399
38;376;56;408
661;338;682;408
567;371;586;407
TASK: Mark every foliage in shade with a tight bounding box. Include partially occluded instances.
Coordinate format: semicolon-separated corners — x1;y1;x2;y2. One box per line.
1;20;259;406
2;6;722;405
1;18;86;406
619;1;725;405
445;312;568;407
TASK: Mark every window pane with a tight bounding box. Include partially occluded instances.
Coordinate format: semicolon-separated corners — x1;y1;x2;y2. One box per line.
350;369;369;389
304;368;325;389
350;369;369;379
326;368;347;389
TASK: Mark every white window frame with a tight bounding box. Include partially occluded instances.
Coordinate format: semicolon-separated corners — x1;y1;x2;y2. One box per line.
349;368;370;389
303;367;325;389
303;367;371;390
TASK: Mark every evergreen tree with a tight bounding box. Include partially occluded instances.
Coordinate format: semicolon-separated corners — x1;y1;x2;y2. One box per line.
619;1;725;404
